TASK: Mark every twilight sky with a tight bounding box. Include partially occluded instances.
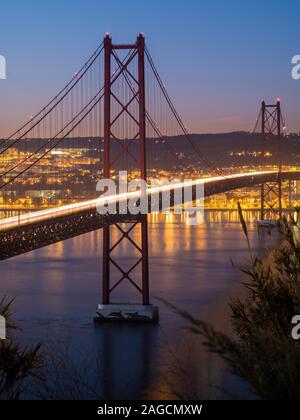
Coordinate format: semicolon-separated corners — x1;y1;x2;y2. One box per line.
0;0;299;136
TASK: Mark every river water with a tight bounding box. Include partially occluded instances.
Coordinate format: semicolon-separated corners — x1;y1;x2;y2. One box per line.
0;210;276;400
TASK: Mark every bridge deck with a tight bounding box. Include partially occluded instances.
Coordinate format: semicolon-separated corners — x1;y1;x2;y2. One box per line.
0;171;299;261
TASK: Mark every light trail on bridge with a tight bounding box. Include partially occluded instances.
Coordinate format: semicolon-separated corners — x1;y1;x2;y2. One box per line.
0;171;282;232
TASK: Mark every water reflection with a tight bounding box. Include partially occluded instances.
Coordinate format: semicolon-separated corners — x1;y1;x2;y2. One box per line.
94;324;159;399
0;210;276;399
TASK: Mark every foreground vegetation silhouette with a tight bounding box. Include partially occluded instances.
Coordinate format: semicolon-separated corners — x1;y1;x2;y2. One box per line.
0;297;41;400
165;206;300;400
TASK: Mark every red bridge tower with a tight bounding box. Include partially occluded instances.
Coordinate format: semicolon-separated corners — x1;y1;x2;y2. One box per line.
259;99;283;225
95;34;158;322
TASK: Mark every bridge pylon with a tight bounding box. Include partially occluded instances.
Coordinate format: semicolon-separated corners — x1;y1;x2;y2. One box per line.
95;34;159;323
259;100;283;226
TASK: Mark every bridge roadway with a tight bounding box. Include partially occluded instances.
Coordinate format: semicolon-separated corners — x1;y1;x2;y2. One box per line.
0;171;299;260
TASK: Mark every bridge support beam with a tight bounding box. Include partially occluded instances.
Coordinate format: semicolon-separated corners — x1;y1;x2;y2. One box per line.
95;34;158;323
259;100;283;226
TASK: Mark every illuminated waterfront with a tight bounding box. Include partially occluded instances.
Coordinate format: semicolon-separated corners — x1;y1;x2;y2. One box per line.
1;142;299;212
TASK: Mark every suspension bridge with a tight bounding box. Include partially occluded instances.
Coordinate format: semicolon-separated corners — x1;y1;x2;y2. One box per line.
0;34;298;321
